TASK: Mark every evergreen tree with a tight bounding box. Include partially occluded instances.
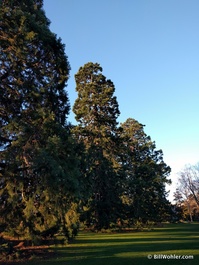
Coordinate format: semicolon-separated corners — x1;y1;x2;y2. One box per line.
0;0;79;240
120;118;171;224
73;62;122;229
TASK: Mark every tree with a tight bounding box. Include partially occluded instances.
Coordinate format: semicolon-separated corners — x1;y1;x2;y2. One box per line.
73;62;122;229
0;0;79;240
73;62;120;145
173;189;199;222
177;164;199;206
120;118;171;224
174;163;199;221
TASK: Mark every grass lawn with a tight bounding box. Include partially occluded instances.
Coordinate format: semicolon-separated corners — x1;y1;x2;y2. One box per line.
18;222;199;265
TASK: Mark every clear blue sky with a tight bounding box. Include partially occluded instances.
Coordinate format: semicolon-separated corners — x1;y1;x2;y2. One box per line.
43;0;199;201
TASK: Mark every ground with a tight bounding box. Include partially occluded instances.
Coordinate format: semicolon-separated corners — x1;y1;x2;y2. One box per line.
1;222;199;265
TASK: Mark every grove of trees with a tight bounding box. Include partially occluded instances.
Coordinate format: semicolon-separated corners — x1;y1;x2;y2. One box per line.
0;0;173;247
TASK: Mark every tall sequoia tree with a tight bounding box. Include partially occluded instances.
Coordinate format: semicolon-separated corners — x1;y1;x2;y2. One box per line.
0;0;79;240
73;62;122;229
120;118;171;223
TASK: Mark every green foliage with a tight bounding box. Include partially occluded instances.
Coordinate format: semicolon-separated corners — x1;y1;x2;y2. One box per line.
0;0;80;241
72;63;171;230
0;0;172;247
73;63;123;230
64;203;80;240
73;62;120;146
119;118;171;223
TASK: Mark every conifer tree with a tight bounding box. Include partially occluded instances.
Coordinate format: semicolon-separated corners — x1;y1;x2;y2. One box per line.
0;0;79;240
73;62;122;229
120;118;171;223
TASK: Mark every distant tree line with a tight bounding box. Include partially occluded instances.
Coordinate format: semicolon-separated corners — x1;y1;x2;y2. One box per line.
0;0;172;243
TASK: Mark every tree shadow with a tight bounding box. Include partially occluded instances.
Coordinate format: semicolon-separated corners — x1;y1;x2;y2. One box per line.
11;223;199;265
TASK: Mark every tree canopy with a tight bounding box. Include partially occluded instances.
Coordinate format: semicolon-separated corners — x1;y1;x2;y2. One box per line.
120;118;171;223
0;0;172;249
0;0;79;240
73;62;123;229
72;63;171;229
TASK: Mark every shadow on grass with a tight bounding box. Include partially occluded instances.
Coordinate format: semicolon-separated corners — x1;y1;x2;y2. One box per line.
16;223;199;265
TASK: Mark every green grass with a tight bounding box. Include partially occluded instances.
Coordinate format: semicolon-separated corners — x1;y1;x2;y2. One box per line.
20;222;199;265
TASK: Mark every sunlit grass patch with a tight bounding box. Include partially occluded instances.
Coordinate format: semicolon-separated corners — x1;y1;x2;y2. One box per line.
18;223;199;265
